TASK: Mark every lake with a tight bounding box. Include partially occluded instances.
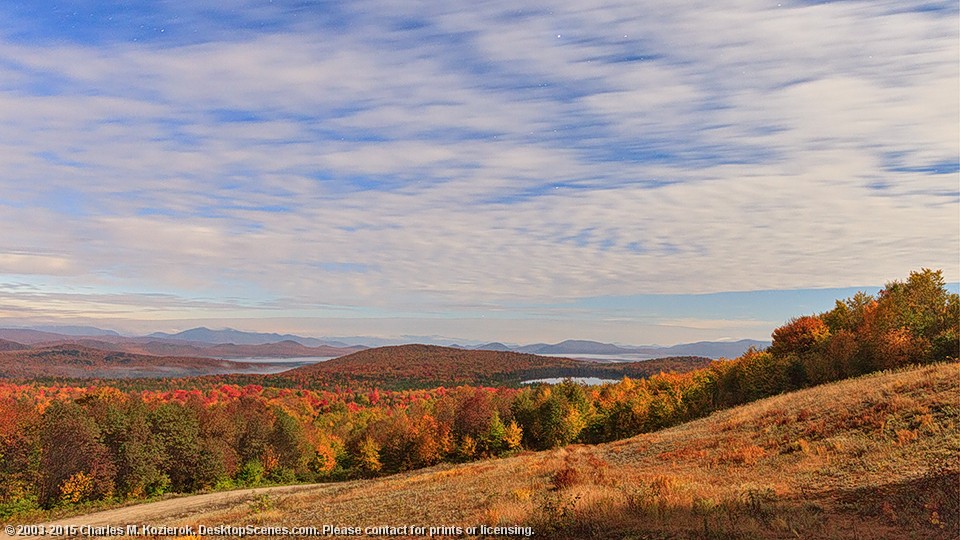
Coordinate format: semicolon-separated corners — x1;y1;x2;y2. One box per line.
227;356;337;364
220;356;336;375
521;377;620;386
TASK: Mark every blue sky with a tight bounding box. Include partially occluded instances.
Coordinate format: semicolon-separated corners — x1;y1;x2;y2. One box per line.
0;0;957;344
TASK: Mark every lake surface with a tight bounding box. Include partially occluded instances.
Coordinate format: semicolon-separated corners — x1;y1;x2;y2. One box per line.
217;356;336;375
521;377;620;386
227;356;336;364
536;353;660;362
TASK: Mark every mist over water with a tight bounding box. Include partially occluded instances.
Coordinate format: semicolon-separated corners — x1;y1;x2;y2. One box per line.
226;356;336;364
209;356;337;375
554;353;661;362
522;377;620;386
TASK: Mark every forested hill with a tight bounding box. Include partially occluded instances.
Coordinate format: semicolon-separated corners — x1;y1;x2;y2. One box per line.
0;269;954;523
0;345;270;379
279;344;712;388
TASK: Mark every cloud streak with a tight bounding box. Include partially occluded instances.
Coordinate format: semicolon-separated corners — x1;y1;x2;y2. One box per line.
0;0;956;342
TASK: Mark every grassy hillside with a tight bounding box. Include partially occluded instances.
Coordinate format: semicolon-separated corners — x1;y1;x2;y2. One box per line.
178;362;958;539
0;269;953;527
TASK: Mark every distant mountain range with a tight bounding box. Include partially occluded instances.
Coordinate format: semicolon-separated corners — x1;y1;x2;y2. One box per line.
0;328;77;345
148;327;352;348
33;325;123;337
0;328;363;359
512;340;643;355
632;339;771;359
466;338;769;359
0;326;770;360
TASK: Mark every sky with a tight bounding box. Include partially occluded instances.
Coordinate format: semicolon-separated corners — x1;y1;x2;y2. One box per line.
0;0;957;345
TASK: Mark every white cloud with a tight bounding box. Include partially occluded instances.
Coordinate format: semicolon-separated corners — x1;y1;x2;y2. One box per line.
0;0;956;340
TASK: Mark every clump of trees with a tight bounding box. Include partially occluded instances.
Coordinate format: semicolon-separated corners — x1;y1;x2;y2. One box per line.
0;384;527;515
0;269;954;517
580;268;958;442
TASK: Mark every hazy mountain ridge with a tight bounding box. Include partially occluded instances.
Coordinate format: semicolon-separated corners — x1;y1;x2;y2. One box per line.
0;327;769;360
33;325;123;337
476;338;770;358
0;329;364;359
0;328;80;345
0;338;29;352
515;339;644;355
0;345;282;379
147;327;353;348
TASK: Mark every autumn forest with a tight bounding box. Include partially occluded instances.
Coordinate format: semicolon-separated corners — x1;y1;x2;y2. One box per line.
0;269;956;524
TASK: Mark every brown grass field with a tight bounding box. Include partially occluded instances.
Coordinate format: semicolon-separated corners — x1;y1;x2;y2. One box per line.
137;361;960;539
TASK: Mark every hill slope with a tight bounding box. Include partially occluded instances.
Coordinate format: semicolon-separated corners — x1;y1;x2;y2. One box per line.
0;339;28;352
280;344;712;388
136;362;957;539
281;344;584;386
0;345;285;378
0;329;72;345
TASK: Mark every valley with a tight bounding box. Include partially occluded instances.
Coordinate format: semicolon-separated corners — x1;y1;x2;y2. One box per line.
0;270;956;539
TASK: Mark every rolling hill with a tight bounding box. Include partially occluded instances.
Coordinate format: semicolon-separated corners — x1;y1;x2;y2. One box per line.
280;344;713;388
0;338;28;352
0;328;76;345
144;362;957;540
0;340;709;386
0;345;285;379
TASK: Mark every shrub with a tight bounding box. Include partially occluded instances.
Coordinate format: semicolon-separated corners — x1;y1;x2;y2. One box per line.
551;467;582;490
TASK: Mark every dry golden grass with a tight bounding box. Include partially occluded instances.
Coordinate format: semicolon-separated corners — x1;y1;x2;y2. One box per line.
169;362;959;539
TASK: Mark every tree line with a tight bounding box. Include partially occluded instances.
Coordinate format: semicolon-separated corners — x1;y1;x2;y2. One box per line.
0;269;955;517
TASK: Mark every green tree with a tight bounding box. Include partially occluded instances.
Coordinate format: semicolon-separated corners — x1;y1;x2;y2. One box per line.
349;435;382;477
535;381;592;449
0;397;41;514
269;408;310;477
101;401;165;498
875;269;959;364
478;411;508;456
148;403;206;492
39;401;116;507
